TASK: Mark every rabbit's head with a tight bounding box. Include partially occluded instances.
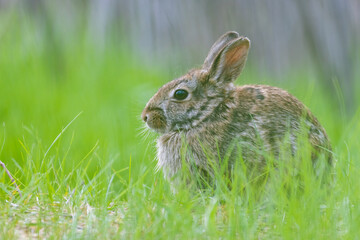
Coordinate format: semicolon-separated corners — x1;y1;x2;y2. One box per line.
142;32;250;134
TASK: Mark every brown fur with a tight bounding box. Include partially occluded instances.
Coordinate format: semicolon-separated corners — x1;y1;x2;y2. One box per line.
142;32;332;181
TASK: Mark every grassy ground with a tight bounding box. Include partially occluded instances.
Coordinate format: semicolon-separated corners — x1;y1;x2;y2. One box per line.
1;13;360;239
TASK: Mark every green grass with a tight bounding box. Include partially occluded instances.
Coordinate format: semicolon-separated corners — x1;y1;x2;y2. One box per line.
1;12;360;239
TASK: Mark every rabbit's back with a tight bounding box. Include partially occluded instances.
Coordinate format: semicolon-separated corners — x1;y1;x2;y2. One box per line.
232;84;331;160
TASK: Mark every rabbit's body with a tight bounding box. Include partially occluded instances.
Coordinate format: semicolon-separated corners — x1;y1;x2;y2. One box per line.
142;32;332;181
156;83;330;179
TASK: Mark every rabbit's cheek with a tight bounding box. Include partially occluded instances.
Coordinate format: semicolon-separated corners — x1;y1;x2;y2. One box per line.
146;111;167;131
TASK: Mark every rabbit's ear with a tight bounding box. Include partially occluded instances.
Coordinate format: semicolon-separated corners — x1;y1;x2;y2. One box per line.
203;31;240;70
208;37;250;84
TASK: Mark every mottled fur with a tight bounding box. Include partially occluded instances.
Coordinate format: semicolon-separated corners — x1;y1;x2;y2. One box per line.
142;31;332;180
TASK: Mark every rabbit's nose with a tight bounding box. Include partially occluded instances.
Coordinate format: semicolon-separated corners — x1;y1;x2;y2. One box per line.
142;111;148;122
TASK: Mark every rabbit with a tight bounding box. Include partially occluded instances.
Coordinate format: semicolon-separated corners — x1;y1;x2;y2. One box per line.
142;31;332;181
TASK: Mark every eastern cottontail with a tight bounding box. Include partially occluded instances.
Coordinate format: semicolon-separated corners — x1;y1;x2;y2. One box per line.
142;31;332;181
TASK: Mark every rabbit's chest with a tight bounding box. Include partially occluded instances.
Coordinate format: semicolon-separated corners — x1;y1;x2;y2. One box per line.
156;132;210;179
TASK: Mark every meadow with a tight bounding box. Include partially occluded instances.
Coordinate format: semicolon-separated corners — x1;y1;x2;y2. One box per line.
1;14;360;239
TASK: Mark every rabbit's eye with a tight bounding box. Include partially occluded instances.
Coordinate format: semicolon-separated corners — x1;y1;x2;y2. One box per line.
174;89;189;100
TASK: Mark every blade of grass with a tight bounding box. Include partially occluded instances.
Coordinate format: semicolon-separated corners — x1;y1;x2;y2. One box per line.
42;111;83;162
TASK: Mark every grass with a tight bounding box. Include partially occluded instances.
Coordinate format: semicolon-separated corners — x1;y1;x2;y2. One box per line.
1;11;360;239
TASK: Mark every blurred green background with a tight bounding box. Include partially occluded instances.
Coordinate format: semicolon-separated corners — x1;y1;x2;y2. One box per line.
0;0;359;187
